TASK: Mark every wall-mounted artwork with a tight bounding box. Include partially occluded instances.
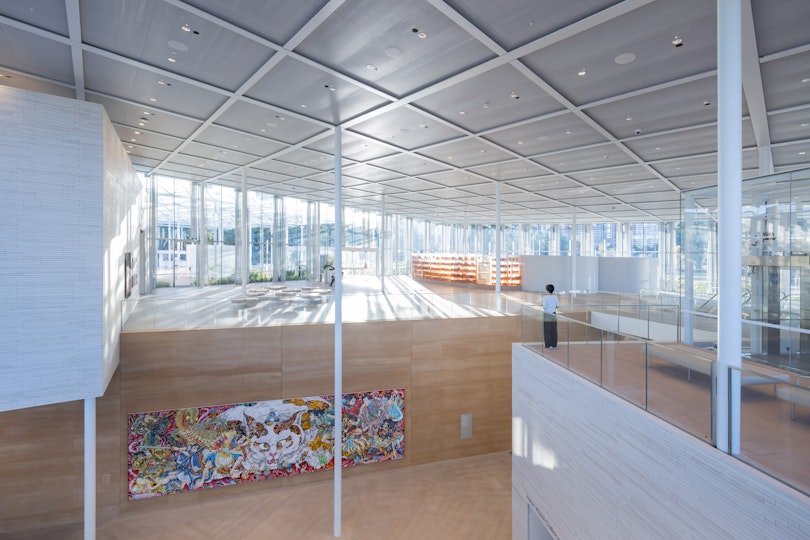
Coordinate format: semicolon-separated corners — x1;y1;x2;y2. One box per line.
128;388;405;499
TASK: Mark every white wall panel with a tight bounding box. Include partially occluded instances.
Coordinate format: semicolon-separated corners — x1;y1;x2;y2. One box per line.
512;344;810;539
0;86;140;411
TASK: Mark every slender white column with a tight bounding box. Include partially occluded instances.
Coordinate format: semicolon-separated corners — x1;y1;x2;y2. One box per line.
717;0;743;454
571;209;577;292
381;196;386;293
495;182;501;293
241;169;249;296
683;195;695;345
333;126;343;537
84;398;96;540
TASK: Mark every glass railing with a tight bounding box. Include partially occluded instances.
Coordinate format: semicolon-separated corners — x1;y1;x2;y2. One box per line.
522;305;809;496
732;366;810;495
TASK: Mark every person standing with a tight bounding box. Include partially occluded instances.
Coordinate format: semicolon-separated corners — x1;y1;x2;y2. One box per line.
542;283;559;350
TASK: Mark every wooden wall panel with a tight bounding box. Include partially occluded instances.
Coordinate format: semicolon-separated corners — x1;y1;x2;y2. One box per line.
410;316;518;464
0;401;84;531
120;327;283;412
280;324;334;398
1;315;518;533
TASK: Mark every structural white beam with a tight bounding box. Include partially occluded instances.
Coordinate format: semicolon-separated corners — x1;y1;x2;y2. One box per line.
333;126;343;537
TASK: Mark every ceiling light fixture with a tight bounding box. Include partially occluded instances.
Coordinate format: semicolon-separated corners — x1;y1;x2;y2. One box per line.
324;84;336;92
418;32;427;39
800;151;807;155
565;129;572;135
801;123;809;127
483;102;490;109
168;57;176;63
510;91;519;100
366;63;378;71
149;98;157;102
672;35;684;47
459;110;466;115
133;131;141;135
802;77;810;83
703;100;711;106
614;52;637;65
181;24;191;32
577;68;587;77
625;114;632;121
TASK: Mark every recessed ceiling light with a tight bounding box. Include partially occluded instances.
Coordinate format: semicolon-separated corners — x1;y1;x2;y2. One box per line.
157;80;166;85
138;122;144;126
801;77;810;83
565;130;572;135
133;131;141;135
800;151;807;155
300;104;307;108
366;63;378;71
168;57;177;63
149;98;157;102
480;150;487;153
181;24;191;32
127;145;133;149
459;111;466;115
614;52;637;65
447;156;453;160
482;102;490;109
625;114;632;121
130;138;136;142
577;68;587;77
419;124;428;129
517;141;523;145
510;91;519;100
418;32;427;39
703;100;711;106
801;123;809;127
655;147;661;150
324;84;336;92
672;35;684;47
274;115;285;120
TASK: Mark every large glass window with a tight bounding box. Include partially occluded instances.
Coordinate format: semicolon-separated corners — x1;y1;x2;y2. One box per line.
248;191;274;282
154;176;197;287
206;184;237;285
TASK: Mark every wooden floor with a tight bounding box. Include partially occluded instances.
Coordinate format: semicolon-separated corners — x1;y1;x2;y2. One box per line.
2;452;511;540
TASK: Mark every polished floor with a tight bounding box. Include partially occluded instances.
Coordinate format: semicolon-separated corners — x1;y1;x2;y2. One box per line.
6;452;511;540
124;275;539;331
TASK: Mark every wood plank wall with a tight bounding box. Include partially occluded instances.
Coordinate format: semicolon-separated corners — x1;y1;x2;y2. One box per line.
0;316;518;533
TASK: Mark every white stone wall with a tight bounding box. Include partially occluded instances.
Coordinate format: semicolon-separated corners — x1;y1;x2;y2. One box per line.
512;343;810;539
0;86;140;411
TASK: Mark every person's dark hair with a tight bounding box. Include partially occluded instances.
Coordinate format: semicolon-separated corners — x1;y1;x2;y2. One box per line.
546;284;554;293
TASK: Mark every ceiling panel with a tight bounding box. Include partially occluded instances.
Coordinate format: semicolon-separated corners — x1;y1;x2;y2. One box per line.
468;159;549;181
195;125;287;156
413;63;563;132
294;0;496;98
0;70;75;98
416;138;513;168
761;52;810;111
623;122;757;161
83;52;228;118
567;164;656;185
245;56;391;124
215;99;328;144
87;93;203;138
369;154;448;176
0;22;73;83
482;112;606;156
341;164;402;182
349;107;465;150
751;0;810;56
532;143;635;173
114;125;183;153
521;0;716;105
443;0;619;51
768;110;810;145
184;0;328;45
0;0;68;35
305;132;397;162
81;0;274;92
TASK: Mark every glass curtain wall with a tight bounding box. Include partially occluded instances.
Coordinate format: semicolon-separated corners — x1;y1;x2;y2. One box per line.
154;176;198;288
248;191;274;283
206;184;238;285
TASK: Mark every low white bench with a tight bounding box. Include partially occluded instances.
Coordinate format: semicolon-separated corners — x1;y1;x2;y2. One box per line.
651;349;712;381
739;373;791;397
776;381;810;420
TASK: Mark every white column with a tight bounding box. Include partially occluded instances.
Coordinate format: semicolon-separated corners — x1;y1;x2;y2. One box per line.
495;182;501;293
241;170;249;295
84;398;96;540
381;196;386;293
684;195;696;345
716;0;743;454
571;209;577;292
333;126;343;537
